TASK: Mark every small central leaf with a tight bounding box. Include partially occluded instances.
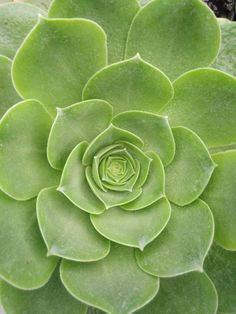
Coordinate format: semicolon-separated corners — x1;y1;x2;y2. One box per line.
107;158;127;180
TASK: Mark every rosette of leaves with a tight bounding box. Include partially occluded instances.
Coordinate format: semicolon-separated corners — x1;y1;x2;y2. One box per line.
0;1;236;314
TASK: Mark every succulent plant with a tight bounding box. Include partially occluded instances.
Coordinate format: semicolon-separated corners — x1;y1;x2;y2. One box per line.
0;0;236;314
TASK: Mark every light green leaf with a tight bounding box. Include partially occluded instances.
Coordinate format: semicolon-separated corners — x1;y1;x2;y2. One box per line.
202;150;236;250
37;187;110;262
205;243;236;313
165;127;215;206
83;56;173;115
126;0;220;81
48;0;139;63
0;191;58;290
0;55;21;118
0;100;60;201
213;22;236;77
113;111;175;166
59;142;105;214
12;17;107;116
0;267;87;314
163;68;236;148
136;199;214;277
91;197;171;250
61;244;159;314
137;272;218;314
25;0;52;10
0;3;45;59
122;151;165;211
48;100;113;170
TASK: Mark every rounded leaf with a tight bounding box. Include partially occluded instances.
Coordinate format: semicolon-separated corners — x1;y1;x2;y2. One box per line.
126;0;220;80
12;17;107;116
136;199;214;277
61;244;159;314
0;100;60;201
0;191;58;290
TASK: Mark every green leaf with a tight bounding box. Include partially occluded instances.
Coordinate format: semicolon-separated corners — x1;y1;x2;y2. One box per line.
0;191;58;290
48;100;112;170
0;100;60;201
136;199;214;277
59;142;105;214
61;244;159;314
136;272;218;314
0;55;21;118
12;17;107;116
91;197;171;250
205;243;236;313
202;150;236;250
0;267;87;314
163;68;236;148
83;55;173;115
122;151;165;211
213;22;236;77
25;0;52;10
126;0;220;81
113;111;175;166
0;3;45;59
165;127;215;206
48;0;139;63
37;187;110;262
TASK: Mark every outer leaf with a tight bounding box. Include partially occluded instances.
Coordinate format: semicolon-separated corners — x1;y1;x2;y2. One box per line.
0;191;58;290
61;244;159;314
83;56;173;115
0;267;87;314
12;17;107;116
91;198;171;250
37;187;110;262
47;100;112;170
113;111;175;166
0;3;45;59
136;199;214;277
0;55;21;118
213;22;236;77
49;0;140;63
0;100;60;201
202;150;236;250
205;243;236;313
126;0;220;81
163;68;236;148
136;272;218;314
25;0;52;10
165;127;215;206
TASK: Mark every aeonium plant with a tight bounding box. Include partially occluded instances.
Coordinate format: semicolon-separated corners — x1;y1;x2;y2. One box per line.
0;0;236;313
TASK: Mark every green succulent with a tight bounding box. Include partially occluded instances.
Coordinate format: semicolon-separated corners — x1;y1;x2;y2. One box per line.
0;1;236;314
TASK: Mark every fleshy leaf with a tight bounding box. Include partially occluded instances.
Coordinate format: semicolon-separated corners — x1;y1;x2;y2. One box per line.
165;127;215;206
91;197;171;250
205;243;236;313
83;56;173;115
126;0;220;81
0;191;58;289
163;68;236;148
202;150;236;250
136;272;218;314
0;55;21;118
48;100;113;170
59;142;105;214
37;187;110;262
61;244;159;314
25;0;52;10
136;199;214;277
113;111;175;166
0;100;60;201
48;0;139;63
213;22;236;77
0;3;45;59
122;151;165;211
0;267;87;314
12;17;107;116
